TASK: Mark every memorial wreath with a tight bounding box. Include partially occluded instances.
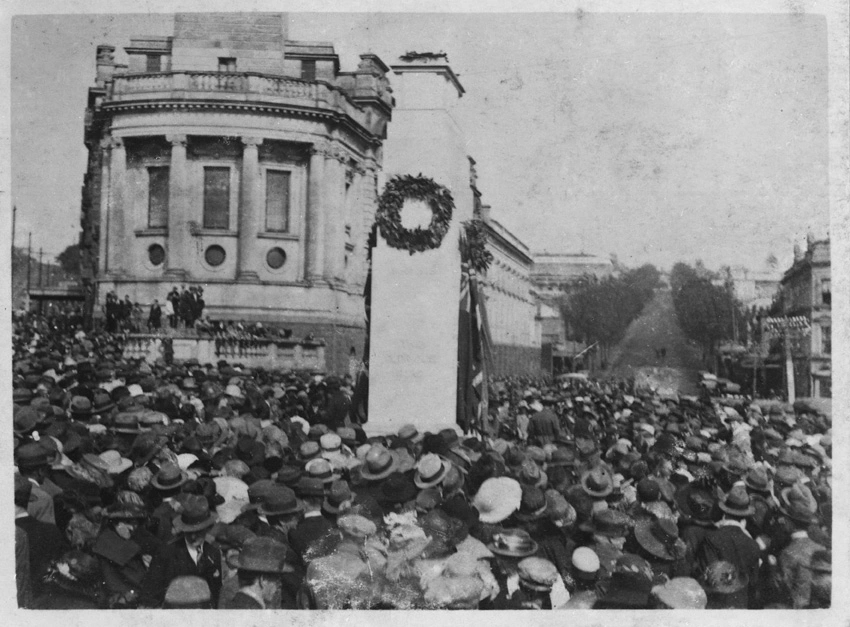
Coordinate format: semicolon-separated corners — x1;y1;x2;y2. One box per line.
375;174;454;254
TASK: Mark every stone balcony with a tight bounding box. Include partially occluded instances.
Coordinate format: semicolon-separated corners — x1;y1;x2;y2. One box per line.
105;71;386;138
123;334;327;372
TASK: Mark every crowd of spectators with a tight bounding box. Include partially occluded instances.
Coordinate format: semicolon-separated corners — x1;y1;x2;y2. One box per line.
12;317;832;610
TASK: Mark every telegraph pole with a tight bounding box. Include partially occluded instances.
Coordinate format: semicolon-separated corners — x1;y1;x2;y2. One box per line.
26;233;32;312
11;205;16;252
38;248;43;287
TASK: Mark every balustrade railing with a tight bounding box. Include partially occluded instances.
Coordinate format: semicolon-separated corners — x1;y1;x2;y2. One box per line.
107;71;366;126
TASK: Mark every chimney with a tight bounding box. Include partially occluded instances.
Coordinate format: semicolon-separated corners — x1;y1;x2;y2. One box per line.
96;45;116;86
480;204;492;222
793;242;803;262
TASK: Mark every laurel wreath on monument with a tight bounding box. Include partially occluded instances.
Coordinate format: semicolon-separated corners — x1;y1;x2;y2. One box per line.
375;174;454;254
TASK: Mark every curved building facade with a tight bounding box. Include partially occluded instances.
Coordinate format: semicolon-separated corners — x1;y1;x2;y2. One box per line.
80;13;393;372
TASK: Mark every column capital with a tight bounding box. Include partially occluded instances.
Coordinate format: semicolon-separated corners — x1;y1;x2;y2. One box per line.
166;134;187;147
241;136;263;148
309;139;332;157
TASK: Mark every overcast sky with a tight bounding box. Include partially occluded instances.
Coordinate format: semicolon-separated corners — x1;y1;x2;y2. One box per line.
11;11;829;272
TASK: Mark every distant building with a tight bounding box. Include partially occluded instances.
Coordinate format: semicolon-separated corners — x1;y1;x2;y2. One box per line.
79;13;393;372
530;252;614;305
467;159;541;376
477;205;541;376
716;266;781;310
779;237;831;398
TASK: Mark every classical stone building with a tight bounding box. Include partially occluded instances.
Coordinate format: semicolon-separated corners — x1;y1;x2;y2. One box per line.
779;237;831;398
79;13;393;372
476;205;541;377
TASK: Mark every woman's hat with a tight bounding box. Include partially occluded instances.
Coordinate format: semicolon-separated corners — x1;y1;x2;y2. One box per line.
517;557;559;592
173;494;217;533
651;577;707;609
580;466;613;498
151;463;189;491
718;486;755;517
359;445;398;481
472;477;522;524
414;453;451;489
701;560;748;594
488;528;539;558
338;514;377;539
634;518;685;560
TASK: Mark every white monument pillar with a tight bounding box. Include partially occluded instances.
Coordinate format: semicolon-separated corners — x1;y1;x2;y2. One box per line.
367;56;473;436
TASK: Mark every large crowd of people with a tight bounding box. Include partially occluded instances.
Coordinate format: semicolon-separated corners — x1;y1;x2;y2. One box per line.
12;315;832;610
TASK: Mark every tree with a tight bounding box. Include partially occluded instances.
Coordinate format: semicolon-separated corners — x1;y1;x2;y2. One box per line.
56;244;81;275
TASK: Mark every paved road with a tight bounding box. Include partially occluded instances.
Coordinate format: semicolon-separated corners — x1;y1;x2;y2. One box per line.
603;289;705;395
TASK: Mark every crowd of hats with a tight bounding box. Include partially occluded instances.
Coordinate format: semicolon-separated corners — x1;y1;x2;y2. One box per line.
11;319;833;609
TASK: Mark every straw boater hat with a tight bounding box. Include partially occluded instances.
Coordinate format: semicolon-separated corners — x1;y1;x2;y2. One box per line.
172;494;217;533
305;458;341;485
164;576;211;608
472;477;522;524
414;453;451;489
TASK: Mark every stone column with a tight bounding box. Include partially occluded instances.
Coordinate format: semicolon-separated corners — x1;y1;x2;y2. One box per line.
237;137;262;282
165;134;188;279
323;145;347;281
107;137;126;275
305;142;327;283
98;139;112;275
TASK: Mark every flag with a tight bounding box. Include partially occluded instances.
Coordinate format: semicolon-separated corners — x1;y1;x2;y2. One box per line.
457;261;491;434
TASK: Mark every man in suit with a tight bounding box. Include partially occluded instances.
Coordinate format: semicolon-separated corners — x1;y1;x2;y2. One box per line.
141;495;221;607
777;485;825;609
289;477;335;566
228;537;289;609
697;486;761;608
14;473;69;604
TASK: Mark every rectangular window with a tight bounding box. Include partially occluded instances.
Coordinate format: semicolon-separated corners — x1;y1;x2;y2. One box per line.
147;166;169;228
203;167;230;229
300;59;316;81
145;54;161;72
218;57;237;72
821;279;831;306
821;325;831;355
265;170;291;232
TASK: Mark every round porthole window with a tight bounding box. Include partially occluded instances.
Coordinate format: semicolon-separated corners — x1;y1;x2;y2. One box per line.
266;247;287;269
148;244;165;267
204;245;226;267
